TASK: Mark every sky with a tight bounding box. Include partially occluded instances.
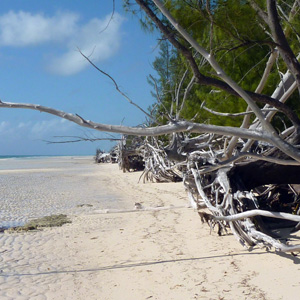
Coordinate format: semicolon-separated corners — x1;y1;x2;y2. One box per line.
0;0;160;156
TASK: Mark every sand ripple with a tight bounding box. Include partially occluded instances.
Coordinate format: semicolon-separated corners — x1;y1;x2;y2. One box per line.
0;157;122;229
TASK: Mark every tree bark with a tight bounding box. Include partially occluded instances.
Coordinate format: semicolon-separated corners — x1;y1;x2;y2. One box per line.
229;161;300;191
136;0;300;127
267;0;300;90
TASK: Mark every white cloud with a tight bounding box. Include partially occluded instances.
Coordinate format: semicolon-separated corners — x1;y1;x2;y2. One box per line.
0;11;79;46
0;10;124;75
0;120;9;133
18;122;27;128
0;119;74;138
48;14;123;75
30;119;74;137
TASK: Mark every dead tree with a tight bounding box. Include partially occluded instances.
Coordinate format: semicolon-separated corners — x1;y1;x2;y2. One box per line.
147;0;300;252
140;136;183;183
1;0;300;252
116;135;145;172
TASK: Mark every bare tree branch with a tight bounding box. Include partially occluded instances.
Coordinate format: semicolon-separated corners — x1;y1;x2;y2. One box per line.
214;209;300;223
136;0;300;127
249;0;270;25
0;100;281;141
1;99;300;162
44;136;121;144
149;74;173;119
99;0;115;34
151;0;300;162
177;75;195;119
201;103;278;117
267;0;300;90
175;69;189;118
77;48;158;123
199;152;300;175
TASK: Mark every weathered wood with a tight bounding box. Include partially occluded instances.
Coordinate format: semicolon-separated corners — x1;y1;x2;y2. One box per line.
229;162;300;191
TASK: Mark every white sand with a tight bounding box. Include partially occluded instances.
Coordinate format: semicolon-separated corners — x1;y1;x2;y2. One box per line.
1;158;300;300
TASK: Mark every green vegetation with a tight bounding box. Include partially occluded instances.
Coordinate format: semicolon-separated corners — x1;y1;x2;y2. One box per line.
126;0;300;129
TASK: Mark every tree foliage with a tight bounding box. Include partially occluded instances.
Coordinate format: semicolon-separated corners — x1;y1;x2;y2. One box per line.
129;0;300;129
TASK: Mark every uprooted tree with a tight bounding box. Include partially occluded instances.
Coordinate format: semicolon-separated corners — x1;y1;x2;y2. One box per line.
1;0;300;253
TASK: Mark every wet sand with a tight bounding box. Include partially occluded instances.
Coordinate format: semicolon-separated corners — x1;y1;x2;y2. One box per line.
1;158;300;299
0;157;121;229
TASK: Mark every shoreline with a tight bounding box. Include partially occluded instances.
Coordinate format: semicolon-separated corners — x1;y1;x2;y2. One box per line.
0;154;94;158
1;158;300;299
0;156;117;228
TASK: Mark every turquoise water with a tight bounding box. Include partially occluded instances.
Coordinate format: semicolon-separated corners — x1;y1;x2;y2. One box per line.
0;155;92;159
0;155;50;159
0;156;122;230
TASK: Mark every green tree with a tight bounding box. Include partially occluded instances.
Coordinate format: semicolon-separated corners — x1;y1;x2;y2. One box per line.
130;0;300;129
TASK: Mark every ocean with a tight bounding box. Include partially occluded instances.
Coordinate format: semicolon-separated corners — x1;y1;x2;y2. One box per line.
0;155;45;159
0;155;89;159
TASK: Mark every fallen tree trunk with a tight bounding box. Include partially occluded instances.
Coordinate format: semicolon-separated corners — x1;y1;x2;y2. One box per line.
183;147;300;252
229;162;300;191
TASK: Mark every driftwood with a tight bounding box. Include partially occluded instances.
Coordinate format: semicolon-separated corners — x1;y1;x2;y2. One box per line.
1;0;300;253
116;135;145;172
113;135;183;182
140;136;183;183
95;149;112;163
183;142;300;252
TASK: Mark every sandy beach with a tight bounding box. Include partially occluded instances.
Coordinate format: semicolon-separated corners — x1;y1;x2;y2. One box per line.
1;157;300;299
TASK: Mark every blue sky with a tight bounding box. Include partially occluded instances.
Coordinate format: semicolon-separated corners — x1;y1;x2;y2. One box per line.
0;0;159;155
